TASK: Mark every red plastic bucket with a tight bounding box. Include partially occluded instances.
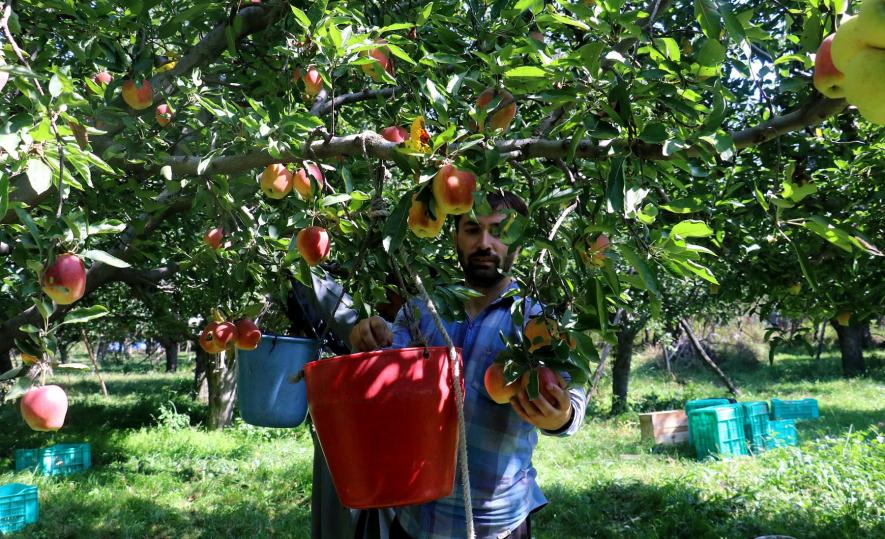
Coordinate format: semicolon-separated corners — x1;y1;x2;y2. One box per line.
304;346;463;509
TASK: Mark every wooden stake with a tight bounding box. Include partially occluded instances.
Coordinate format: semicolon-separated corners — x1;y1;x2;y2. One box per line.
679;319;740;396
81;330;108;397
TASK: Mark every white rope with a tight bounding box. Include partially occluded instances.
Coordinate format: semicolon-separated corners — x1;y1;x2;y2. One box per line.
407;265;476;539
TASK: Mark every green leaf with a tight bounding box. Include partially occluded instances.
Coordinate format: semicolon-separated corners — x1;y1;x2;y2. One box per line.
290;6;312;29
802;216;855;253
606;158;625;214
694;0;722;39
618;243;660;295
417;3;433;25
673;259;719;284
382;192;411;253
504;66;547;79
671;220;714;238
385;43;416;65
319;194;351;206
660;197;704;214
59;305;109;326
27;158;53;195
696;39;726;66
82;249;131;268
0;173;8;217
639;123;668;144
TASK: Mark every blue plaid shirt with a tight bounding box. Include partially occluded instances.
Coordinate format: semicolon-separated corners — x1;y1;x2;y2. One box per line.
391;282;586;539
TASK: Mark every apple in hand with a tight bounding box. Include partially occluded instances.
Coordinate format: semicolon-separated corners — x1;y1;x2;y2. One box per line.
121;79;153;110
155;103;173;126
813;34;845;98
235;319;262;350
380;125;409;143
21;385;69;432
432;164;476;215
296;226;331;266
484;363;520;404
259;164;294;199
204;227;223;250
41;253;86;305
407;194;447;238
521;366;566;403
475;87;517;132
293;162;324;198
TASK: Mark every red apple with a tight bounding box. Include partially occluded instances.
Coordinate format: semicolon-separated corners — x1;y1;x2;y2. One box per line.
475;87;517;132
235;319;262;350
813;34;845;99
93;71;113;86
41;253;86;305
121;79;153;110
293;162;324;198
199;321;238;354
155;103;173;126
360;40;395;81
484;363;520;404
521;366;565;403
21;385;68;432
432;164;476;215
203;227;223;250
407;194;447;238
259;163;294;199
296;226;331;266
302;66;323;98
380;125;409;143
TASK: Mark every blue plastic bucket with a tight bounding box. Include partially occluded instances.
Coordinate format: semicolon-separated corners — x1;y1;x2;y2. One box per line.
237;335;319;428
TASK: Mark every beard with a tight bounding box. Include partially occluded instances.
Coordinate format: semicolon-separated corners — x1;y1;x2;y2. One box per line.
458;247;511;288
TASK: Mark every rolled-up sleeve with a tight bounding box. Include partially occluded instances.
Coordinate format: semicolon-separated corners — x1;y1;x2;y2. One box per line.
541;385;586;437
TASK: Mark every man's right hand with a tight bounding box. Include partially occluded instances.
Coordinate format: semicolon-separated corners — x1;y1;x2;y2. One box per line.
349;316;393;351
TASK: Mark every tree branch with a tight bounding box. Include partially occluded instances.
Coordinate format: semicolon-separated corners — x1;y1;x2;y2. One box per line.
310;86;404;116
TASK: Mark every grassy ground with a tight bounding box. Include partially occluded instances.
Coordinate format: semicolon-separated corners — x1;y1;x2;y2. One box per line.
1;346;883;539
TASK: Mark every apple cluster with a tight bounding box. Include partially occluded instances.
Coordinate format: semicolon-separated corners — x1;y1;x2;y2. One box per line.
259;163;324;200
198;319;262;355
813;0;885;125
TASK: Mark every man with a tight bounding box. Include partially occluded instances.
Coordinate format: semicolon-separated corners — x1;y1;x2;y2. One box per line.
349;191;587;539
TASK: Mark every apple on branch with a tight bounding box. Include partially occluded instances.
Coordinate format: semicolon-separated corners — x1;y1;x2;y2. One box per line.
475;87;518;132
41;253;87;305
296;226;331;266
813;35;846;98
301;66;323;98
380;125;409;144
259;164;294;199
155;103;173;126
235;319;262;350
203;227;224;250
121;79;153;110
432;164;477;215
360;40;395;82
21;385;69;432
293;162;324;198
407;194;447;238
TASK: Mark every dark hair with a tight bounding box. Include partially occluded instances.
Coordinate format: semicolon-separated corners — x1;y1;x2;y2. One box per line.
455;190;528;231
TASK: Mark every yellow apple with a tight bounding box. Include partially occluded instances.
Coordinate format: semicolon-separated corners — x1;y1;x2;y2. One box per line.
831;17;864;72
856;0;885;48
842;47;885;125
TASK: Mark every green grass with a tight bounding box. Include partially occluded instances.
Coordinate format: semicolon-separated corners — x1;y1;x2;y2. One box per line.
1;348;883;538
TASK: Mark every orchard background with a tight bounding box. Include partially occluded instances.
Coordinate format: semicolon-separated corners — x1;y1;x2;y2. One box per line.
0;0;883;537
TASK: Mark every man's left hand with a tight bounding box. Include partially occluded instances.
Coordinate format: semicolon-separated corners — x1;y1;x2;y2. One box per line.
510;380;573;432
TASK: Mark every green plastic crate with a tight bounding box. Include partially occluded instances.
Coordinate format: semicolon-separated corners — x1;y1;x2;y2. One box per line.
770;398;819;421
766;419;798;449
685;398;733;450
0;483;38;534
688;404;749;460
15;443;92;476
741;401;770;454
685;398;733;415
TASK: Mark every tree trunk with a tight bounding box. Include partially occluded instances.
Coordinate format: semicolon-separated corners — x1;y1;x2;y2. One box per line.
59;343;69;364
193;344;210;403
861;321;874;349
206;349;238;430
0;349;11;373
163;340;178;373
611;325;636;415
830;321;866;377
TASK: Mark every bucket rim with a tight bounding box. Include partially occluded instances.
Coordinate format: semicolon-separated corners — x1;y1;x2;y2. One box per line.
257;334;321;347
304;345;461;373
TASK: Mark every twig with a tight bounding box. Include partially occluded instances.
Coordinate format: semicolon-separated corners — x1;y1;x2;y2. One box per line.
81;329;108;397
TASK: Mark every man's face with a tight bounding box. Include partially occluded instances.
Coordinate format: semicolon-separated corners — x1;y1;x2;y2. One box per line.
455;212;517;288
